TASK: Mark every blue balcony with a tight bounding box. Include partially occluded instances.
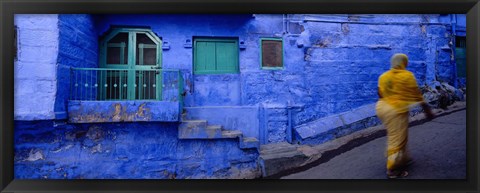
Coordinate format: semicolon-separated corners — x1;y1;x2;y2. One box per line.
67;68;184;123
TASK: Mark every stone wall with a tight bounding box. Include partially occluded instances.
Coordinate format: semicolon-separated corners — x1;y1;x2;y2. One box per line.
92;14;464;144
262;105;290;144
55;14;99;119
14;121;260;179
68;101;180;123
93;14;260;107
276;14;456;127
184;106;259;138
14;14;59;120
13;14;466;179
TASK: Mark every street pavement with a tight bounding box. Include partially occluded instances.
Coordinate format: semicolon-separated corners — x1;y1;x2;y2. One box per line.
281;110;466;179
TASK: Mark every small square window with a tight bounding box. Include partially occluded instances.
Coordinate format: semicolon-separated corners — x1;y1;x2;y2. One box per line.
261;38;283;69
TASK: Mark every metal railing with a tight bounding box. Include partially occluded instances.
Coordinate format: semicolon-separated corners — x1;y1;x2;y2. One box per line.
70;68;184;104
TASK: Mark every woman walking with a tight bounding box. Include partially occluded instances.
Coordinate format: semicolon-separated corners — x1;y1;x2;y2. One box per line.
376;53;435;179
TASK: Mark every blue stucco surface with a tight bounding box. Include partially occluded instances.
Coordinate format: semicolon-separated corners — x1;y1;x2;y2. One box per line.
14;120;260;179
184;106;259;138
92;14;464;143
14;14;59;120
68;100;179;123
294;103;378;143
14;14;466;179
56;14;99;119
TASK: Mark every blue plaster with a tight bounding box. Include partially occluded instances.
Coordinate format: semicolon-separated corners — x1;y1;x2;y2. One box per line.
14;120;260;179
184;106;259;138
295;113;344;140
68;100;180;123
294;103;378;141
55;14;99;119
14;14;467;179
14;14;60;120
90;14;465;123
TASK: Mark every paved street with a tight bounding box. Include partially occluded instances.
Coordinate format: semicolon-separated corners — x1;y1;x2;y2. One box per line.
282;110;466;179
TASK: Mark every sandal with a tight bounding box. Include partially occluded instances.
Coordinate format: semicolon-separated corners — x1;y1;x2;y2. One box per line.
387;170;409;179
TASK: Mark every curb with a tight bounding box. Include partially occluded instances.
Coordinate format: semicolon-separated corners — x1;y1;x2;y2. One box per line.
263;102;466;179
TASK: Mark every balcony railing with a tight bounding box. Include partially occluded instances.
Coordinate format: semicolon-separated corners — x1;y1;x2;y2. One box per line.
70;68;184;105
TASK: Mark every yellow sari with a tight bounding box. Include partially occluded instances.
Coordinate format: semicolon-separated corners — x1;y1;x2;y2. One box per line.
376;54;425;172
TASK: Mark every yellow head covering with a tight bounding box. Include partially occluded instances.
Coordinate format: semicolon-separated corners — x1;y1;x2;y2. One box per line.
378;53;424;113
390;53;408;69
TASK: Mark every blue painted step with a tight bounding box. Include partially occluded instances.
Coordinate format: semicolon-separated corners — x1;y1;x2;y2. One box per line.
178;120;222;139
178;118;259;150
240;137;260;149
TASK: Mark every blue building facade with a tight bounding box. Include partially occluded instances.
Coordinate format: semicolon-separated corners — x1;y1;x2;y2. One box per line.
14;14;466;179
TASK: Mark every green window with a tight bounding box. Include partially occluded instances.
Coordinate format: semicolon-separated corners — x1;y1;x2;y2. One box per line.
99;28;162;100
260;38;283;70
193;38;239;74
455;36;466;78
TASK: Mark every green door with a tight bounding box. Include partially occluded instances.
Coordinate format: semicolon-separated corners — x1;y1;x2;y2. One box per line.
455;47;466;78
134;32;162;100
100;28;162;100
455;36;466;79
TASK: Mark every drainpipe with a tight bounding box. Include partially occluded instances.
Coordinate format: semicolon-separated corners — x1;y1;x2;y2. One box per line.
287;103;293;143
286;14;290;34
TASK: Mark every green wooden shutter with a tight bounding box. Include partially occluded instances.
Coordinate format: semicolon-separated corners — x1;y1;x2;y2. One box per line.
215;41;238;72
194;38;238;74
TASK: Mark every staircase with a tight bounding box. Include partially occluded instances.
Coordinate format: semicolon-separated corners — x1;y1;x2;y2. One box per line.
178;113;260;150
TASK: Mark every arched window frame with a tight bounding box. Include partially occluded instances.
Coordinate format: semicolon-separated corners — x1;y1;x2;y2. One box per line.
99;28;163;69
98;28;163;100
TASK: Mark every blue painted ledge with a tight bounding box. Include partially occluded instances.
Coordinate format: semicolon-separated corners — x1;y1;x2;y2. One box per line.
294;103;378;144
68;100;179;123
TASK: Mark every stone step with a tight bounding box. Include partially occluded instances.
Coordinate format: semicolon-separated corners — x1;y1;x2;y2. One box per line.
207;125;222;131
259;144;308;178
221;130;243;139
205;125;223;138
260;145;298;155
178;120;208;139
178;117;260;151
181;119;207;125
240;137;260;149
260;142;296;150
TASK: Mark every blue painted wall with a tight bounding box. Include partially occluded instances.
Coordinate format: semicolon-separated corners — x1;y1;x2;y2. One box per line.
14;14;466;123
55;14;99;119
14;121;260;179
68;100;180;123
13;14;466;178
91;14;465;142
14;14;59;120
93;14;259;107
13;14;99;120
184;106;259;138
